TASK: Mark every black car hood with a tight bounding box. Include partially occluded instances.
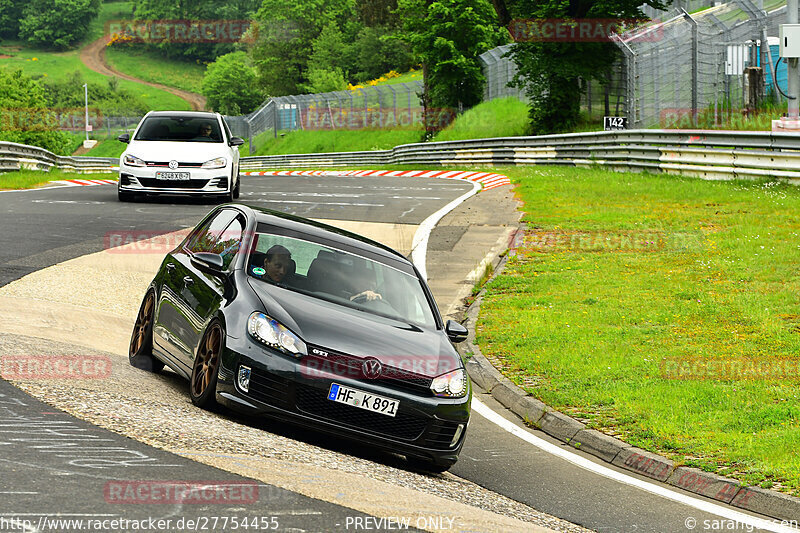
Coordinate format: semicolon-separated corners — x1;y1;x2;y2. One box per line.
247;278;460;377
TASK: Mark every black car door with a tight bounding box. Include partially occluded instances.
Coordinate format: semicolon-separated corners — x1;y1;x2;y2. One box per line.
160;209;241;369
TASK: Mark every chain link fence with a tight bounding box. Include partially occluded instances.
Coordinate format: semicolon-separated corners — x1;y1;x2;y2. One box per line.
616;0;795;128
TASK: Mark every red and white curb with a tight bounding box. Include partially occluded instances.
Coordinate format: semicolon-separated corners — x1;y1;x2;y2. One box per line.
242;169;511;191
52;179;118;187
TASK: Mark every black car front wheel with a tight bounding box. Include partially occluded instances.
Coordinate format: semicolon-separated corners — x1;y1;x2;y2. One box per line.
233;172;240;199
190;322;223;408
129;290;164;372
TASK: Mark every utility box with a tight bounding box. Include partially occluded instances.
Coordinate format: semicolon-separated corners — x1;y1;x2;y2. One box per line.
779;24;800;58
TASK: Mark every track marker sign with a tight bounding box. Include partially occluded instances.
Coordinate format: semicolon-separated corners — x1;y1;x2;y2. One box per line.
604;116;628;130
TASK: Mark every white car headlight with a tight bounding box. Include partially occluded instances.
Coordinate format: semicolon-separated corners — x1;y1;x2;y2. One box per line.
201;157;227;169
247;312;307;358
430;368;468;398
123;154;146;167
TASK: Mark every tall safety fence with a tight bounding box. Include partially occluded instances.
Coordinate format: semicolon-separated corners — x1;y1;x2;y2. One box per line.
615;0;798;128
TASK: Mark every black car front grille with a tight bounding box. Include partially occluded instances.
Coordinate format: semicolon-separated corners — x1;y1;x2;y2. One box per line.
420;419;461;450
295;384;427;441
247;368;291;409
305;345;433;395
136;178;211;189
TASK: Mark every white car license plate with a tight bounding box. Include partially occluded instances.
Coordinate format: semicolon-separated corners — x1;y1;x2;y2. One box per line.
155;171;190;180
327;383;398;417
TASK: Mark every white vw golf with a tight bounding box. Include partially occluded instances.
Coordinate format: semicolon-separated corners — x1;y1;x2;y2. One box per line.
117;111;244;202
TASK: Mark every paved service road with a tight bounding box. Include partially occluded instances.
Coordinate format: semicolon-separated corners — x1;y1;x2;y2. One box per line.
0;176;784;533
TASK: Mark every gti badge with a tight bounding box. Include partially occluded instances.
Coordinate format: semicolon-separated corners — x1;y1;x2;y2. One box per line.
362;358;382;379
311;348;329;357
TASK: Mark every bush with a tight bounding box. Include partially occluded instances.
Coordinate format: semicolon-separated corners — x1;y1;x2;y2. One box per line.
19;0;101;50
42;71;149;116
202;52;264;115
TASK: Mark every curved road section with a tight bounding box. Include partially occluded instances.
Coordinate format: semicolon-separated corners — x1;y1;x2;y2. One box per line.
0;176;787;532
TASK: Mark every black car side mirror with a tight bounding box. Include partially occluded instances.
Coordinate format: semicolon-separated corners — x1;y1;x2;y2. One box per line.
191;252;225;275
445;320;468;343
118;133;130;143
229;137;245;147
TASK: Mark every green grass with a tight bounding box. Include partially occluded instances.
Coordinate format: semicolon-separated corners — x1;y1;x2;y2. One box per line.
105;47;205;94
370;69;422;87
0;169;114;189
83;138;126;157
0;42;191;111
85;1;133;44
435;97;530;141
477;165;800;495
252;128;424;156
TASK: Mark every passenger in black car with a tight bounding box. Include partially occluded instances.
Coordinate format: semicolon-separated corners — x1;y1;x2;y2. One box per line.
193;123;214;141
263;245;292;283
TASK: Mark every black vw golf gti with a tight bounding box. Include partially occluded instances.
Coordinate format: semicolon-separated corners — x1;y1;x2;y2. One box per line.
129;204;471;471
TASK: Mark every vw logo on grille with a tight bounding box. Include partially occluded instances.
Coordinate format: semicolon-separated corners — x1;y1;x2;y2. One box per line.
362;358;382;379
168;160;179;169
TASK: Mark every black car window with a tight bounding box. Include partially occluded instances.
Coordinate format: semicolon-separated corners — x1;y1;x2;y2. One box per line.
186;209;238;255
218;216;244;269
134;116;223;143
248;231;436;328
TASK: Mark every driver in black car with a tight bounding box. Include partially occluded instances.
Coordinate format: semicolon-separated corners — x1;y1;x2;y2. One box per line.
263;245;292;283
348;269;382;302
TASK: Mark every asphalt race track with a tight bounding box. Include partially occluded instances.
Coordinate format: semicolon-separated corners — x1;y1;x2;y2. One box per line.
0;175;785;533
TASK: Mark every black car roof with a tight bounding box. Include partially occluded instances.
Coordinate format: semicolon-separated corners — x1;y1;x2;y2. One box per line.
236;204;409;265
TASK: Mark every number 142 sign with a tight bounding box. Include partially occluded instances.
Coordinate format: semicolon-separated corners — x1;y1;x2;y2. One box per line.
604;116;627;130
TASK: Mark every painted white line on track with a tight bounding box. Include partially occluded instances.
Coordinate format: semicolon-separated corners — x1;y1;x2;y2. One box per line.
410;180;480;281
471;398;793;532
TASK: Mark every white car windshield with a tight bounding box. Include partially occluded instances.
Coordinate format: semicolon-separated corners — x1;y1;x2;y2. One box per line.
134;116;223;143
248;231;437;328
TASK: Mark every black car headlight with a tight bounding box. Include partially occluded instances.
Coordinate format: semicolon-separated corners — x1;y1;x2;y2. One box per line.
247;312;307;358
430;368;468;398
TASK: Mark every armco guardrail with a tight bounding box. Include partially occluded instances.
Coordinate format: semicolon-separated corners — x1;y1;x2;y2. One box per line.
6;130;800;179
0;141;118;174
238;129;800;181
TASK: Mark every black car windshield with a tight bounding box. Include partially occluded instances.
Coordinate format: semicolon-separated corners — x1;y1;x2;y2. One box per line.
134;116;223;143
248;232;437;328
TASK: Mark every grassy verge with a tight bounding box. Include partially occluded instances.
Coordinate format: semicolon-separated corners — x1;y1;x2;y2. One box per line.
105;47;205;94
85;1;133;44
252;128;424;156
435;98;529;141
83;138;126;157
0;42;190;111
0;169;114;189
477;165;800;495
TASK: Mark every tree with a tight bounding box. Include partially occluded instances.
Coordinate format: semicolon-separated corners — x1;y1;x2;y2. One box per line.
398;0;506;136
202;52;264;115
249;0;354;95
490;0;663;134
132;0;261;62
0;68;73;154
0;1;25;39
18;0;101;50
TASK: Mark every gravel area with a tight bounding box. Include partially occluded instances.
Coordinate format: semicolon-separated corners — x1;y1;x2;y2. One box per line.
0;333;590;533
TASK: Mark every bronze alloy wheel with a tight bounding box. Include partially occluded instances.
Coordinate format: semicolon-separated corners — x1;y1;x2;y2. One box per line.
190;322;222;407
128;290;163;372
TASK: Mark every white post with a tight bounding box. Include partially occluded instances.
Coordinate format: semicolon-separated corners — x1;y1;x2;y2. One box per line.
83;83;89;141
788;0;799;119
